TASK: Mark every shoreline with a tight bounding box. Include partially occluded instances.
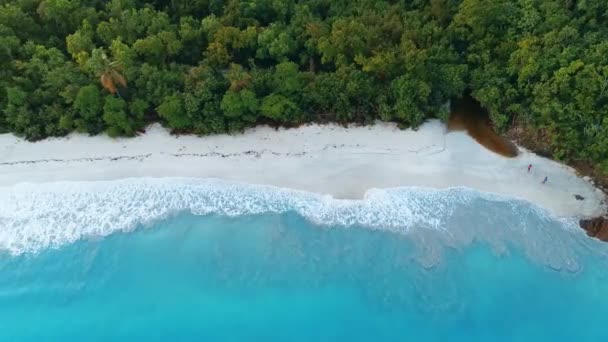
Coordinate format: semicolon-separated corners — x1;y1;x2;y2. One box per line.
0;120;605;219
505;124;608;239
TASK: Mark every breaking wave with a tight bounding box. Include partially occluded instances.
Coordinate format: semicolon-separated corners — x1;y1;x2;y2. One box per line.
0;178;605;270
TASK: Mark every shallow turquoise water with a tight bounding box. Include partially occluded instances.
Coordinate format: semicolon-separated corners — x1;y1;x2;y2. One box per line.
1;179;608;340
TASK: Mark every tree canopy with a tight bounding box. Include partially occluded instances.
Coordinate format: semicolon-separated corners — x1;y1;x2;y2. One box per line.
1;0;607;172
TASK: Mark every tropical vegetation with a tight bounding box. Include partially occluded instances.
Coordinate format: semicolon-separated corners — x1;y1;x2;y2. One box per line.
1;0;607;172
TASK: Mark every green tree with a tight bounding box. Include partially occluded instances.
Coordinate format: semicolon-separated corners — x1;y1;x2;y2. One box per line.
66;20;95;66
260;94;300;123
103;95;133;137
221;89;259;122
157;93;188;129
74;84;103;133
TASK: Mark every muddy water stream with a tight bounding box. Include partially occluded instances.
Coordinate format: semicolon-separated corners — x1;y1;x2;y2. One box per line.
448;95;518;157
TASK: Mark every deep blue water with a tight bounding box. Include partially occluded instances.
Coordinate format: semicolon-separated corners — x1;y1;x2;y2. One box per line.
1;179;608;340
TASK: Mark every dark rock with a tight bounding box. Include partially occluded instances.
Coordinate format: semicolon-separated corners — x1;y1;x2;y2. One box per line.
574;194;585;201
580;217;608;241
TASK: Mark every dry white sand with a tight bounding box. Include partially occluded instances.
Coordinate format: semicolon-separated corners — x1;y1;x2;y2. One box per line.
0;120;604;218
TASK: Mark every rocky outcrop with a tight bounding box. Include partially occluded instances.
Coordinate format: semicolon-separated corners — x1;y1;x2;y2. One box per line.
580;217;608;241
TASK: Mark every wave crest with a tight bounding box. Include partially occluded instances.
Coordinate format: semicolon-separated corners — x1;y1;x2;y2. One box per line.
0;178;604;270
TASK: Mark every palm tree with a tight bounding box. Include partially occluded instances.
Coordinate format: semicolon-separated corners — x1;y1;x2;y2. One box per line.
99;52;127;97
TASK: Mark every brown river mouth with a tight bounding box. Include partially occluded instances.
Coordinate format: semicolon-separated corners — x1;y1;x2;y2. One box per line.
448;95;519;158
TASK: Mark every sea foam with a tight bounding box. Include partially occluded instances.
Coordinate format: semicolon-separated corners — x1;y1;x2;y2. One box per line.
0;178;604;269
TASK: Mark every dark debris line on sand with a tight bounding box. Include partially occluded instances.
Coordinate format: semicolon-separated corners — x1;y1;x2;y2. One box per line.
0;154;153;165
0;147;341;166
0;143;392;166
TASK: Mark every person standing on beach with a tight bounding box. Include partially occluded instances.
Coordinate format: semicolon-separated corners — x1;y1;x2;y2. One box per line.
528;164;532;173
542;176;548;184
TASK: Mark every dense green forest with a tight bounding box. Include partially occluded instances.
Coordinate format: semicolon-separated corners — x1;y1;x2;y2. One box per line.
1;0;607;171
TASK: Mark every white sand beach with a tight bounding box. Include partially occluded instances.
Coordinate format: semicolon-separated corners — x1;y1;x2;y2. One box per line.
0;120;604;218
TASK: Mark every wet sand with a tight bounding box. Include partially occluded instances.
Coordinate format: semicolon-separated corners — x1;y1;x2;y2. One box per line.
448;95;519;157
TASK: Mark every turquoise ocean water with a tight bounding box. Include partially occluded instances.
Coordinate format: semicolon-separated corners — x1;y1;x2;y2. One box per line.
1;178;608;340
